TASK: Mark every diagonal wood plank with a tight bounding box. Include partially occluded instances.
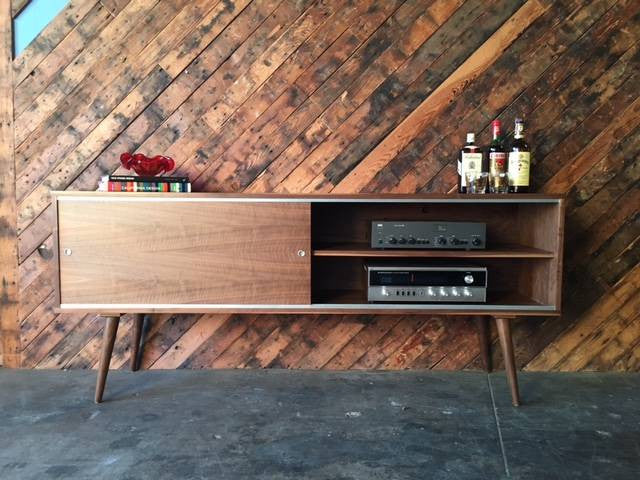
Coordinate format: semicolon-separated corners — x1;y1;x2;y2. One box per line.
10;0;28;18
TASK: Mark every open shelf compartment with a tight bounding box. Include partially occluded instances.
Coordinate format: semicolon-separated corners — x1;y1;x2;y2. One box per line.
310;200;563;313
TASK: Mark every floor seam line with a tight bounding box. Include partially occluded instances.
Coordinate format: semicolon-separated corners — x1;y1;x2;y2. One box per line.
488;374;510;478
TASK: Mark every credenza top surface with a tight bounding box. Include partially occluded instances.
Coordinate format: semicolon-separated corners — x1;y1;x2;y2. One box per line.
52;191;564;204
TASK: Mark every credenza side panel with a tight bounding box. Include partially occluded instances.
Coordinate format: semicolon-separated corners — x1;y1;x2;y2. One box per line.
57;200;311;306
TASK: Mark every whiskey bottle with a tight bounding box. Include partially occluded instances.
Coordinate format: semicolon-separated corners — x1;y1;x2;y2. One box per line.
457;133;483;193
488;120;507;177
508;118;531;193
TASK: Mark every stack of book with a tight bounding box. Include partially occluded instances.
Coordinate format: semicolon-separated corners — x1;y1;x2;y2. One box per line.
107;175;191;192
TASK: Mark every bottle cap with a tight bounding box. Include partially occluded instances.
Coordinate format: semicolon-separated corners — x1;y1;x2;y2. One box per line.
466;133;475;143
491;119;502;137
515;117;523;124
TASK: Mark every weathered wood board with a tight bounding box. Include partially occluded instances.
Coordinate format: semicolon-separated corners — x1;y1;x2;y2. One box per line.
2;0;638;371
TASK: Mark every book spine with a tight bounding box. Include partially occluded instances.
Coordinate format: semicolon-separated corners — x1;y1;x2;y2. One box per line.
109;175;189;183
107;180;192;192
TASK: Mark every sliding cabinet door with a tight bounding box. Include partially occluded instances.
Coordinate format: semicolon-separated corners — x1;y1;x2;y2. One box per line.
57;199;311;306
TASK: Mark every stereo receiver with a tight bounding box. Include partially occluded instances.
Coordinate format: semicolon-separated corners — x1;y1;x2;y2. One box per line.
367;265;487;303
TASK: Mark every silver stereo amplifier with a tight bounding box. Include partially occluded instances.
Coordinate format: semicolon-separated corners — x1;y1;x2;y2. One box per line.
367;265;487;303
371;221;486;249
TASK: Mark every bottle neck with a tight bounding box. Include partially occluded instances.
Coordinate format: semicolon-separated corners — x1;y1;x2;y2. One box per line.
514;122;524;139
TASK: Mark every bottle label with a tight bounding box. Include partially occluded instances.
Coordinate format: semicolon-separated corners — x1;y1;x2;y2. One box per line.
489;152;507;175
508;152;530;186
460;153;482;187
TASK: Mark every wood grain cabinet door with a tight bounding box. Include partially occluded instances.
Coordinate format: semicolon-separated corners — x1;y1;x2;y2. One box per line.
57;200;311;306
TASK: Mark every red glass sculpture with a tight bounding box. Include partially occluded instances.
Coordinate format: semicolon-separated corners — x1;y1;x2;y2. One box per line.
120;152;175;176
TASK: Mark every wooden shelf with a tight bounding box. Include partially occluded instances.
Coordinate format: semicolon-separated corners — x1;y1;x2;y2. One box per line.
310;290;556;315
312;243;555;259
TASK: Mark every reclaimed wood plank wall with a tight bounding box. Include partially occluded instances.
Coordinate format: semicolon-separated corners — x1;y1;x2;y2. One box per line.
1;0;638;371
0;0;19;368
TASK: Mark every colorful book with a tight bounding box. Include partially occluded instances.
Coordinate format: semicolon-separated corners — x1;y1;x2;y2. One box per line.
109;175;189;183
107;180;191;192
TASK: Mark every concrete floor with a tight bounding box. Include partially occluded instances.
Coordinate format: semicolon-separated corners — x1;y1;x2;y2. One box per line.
0;370;638;480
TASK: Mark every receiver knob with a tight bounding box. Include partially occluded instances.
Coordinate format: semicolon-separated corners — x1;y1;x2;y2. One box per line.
462;288;473;297
464;275;474;284
398;237;407;244
451;287;460;297
472;237;482;246
438;287;448;297
437;236;447;245
408;236;416;244
388;236;397;244
427;287;436;297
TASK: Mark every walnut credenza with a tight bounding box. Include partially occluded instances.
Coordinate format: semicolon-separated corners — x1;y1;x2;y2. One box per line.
52;192;565;405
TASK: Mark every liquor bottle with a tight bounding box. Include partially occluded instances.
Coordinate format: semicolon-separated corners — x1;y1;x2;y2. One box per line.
488;120;507;178
508;118;531;193
457;133;483;193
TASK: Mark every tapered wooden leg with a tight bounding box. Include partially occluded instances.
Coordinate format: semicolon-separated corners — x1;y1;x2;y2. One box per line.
130;314;144;371
495;317;520;406
95;315;120;404
475;316;491;372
